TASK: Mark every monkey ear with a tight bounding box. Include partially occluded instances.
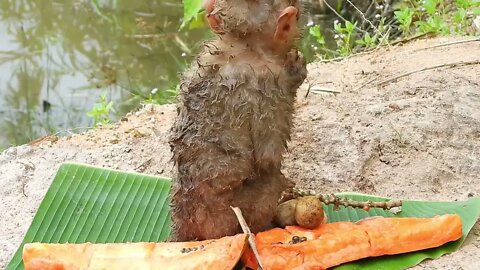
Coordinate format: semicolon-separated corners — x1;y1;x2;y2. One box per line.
274;6;298;43
203;0;222;33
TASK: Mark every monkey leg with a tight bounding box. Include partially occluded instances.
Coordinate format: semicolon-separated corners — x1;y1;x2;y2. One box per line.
169;145;254;242
234;171;292;233
169;182;243;242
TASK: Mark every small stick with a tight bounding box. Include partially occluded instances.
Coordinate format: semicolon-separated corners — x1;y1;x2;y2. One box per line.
409;37;480;52
310;87;342;94
319;33;431;64
304;79;313;98
293;188;402;210
389;32;431;46
129;34;165;39
345;0;386;41
231;207;264;270
376;60;480;86
354;76;379;92
321;0;367;34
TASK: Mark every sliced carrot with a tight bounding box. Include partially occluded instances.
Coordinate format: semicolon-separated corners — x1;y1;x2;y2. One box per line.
357;214;463;256
23;234;248;270
243;214;463;270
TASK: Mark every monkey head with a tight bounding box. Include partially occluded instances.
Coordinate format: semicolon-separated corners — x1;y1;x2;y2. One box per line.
203;0;302;53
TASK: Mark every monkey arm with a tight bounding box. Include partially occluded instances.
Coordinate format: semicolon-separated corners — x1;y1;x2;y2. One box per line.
282;48;308;90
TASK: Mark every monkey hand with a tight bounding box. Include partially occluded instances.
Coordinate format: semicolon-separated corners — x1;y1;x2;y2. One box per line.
284;48;308;89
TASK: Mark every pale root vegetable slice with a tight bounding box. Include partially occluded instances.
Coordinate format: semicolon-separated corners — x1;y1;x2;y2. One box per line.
243;214;463;270
23;234;247;270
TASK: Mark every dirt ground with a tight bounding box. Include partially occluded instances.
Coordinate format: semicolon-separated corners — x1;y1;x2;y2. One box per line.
1;37;479;269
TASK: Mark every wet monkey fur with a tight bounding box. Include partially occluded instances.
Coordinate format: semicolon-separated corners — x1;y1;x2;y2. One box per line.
169;0;308;241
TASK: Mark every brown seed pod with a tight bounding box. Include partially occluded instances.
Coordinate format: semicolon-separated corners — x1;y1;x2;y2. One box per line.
294;196;325;229
274;199;298;228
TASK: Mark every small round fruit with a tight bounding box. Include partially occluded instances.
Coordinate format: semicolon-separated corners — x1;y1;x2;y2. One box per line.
294;196;324;229
274;199;298;228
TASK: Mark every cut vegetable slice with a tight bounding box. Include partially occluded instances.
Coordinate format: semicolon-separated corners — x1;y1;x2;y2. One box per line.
331;193;480;270
357;214;463;256
23;234;248;270
242;214;463;270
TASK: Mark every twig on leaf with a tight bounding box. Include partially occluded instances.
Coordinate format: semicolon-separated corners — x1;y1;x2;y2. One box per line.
292;188;403;211
231;207;264;270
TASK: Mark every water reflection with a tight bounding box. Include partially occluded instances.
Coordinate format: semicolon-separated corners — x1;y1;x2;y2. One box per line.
0;0;212;148
0;0;338;149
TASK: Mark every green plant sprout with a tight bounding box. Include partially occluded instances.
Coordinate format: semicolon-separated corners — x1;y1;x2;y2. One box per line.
333;20;358;56
87;93;115;127
309;25;326;46
144;85;179;105
395;7;414;35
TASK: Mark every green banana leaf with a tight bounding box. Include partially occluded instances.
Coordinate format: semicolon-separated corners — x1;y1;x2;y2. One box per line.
7;162;172;270
7;162;480;270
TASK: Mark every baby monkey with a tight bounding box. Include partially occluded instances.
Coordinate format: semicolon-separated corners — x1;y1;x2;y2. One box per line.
169;0;307;241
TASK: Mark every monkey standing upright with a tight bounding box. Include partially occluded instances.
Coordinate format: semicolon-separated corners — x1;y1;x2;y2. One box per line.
169;0;308;241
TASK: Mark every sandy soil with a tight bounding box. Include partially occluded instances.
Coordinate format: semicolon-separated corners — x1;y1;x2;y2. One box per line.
1;37;479;269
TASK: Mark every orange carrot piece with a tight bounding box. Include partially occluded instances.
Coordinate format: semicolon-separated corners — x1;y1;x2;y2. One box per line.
23;234;248;270
243;222;371;270
243;214;463;270
357;214;463;256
